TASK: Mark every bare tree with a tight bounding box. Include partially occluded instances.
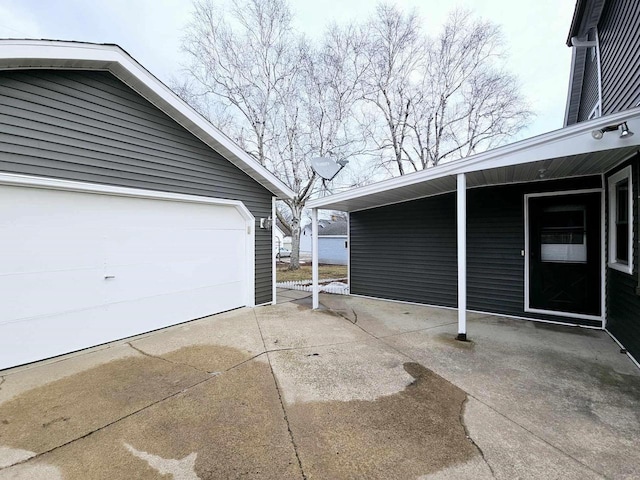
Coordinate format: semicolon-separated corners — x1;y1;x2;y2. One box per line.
358;6;531;174
180;0;364;269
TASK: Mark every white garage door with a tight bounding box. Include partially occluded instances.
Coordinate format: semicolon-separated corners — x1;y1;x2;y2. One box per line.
0;181;253;370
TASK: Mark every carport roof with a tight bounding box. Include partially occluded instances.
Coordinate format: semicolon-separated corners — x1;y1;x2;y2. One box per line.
308;107;640;213
0;39;295;200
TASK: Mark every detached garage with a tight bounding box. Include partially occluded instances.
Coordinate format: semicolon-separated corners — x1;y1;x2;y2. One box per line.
0;40;293;369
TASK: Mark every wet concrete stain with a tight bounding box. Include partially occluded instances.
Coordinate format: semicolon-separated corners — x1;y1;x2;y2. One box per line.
161;344;253;373
0;352;208;456
434;332;475;350
286;362;479;479
0;345;300;480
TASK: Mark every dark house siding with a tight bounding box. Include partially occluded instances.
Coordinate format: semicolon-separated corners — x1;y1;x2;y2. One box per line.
350;176;602;327
577;39;600;122
599;0;640;115
350;194;458;307
0;69;274;304
606;156;640;361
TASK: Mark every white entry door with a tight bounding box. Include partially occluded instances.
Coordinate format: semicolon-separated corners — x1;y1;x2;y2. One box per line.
0;182;252;369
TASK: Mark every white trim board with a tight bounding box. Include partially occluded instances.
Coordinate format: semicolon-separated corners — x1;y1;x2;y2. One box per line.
523;188;605;325
607;166;634;274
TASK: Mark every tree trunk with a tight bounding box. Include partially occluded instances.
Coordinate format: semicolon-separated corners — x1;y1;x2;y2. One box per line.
288;203;303;270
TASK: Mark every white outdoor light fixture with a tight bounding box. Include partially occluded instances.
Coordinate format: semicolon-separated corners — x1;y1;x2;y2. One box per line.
592;121;634;140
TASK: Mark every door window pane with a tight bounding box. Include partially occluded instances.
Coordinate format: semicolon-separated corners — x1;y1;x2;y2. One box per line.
540;205;587;263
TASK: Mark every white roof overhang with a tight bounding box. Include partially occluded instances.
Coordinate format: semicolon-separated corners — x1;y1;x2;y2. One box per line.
308;107;640;212
0;40;294;199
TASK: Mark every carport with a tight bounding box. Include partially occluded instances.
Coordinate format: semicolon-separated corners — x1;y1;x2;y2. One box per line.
308;107;640;366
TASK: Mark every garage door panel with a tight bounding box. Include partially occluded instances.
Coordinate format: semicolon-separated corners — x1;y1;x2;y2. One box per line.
0;226;106;274
1;268;107;323
104;257;245;303
104;228;245;266
0;281;245;369
0;184;253;370
97;196;245;229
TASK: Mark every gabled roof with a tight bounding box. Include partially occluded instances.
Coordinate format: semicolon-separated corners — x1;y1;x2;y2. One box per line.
308;107;640;212
0;39;294;199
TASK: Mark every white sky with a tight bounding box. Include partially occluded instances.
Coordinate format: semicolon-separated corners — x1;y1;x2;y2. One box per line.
0;0;577;140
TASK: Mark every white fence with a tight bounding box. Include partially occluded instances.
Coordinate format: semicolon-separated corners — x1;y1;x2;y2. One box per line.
276;278;349;295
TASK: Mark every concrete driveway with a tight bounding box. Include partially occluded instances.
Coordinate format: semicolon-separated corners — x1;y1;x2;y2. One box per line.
0;292;639;479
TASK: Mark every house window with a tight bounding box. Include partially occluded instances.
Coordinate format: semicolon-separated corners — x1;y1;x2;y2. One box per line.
608;166;633;273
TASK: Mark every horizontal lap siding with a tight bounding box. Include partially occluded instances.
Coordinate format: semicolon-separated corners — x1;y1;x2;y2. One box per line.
350;194;457;307
0;70;273;304
350;177;602;326
577;42;600;122
606;157;640;361
599;0;640;114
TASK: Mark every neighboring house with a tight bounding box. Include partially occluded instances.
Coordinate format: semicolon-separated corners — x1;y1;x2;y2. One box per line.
0;40;293;370
275;219;292;250
301;217;348;265
308;0;640;366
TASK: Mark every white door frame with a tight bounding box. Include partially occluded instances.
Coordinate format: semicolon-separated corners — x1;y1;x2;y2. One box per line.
0;172;256;307
524;188;605;325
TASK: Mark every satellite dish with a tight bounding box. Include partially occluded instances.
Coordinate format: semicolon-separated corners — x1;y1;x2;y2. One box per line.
311;157;349;181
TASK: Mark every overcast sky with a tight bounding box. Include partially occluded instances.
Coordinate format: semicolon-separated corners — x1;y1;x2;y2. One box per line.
0;0;577;140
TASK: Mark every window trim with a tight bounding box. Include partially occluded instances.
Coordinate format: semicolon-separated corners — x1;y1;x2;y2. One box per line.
608;166;634;274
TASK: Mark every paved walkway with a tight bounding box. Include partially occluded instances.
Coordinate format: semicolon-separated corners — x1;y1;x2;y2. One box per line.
0;293;638;479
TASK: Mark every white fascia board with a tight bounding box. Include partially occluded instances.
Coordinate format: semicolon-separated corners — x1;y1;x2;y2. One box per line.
0;40;294;200
308;107;640;211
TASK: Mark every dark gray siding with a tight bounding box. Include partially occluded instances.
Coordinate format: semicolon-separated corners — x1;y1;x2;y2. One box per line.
577;37;600;122
599;0;640;115
0;70;274;304
606;156;640;361
566;48;588;126
350;176;602;327
350;195;457;307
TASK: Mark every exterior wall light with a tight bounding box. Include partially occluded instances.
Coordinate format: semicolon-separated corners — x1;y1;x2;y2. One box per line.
592;121;634;140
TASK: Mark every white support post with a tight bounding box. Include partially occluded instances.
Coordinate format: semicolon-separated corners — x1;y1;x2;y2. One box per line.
312;208;319;309
271;196;277;305
457;173;467;341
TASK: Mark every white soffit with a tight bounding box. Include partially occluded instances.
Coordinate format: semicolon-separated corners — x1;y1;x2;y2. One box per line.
309;107;640;212
0;39;294;200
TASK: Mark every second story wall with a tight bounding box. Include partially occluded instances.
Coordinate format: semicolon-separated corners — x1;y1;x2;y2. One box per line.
599;0;640;115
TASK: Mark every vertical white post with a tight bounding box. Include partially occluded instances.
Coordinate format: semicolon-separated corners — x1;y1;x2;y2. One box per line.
457;173;467;340
272;196;277;305
312;208;319;309
346;212;351;292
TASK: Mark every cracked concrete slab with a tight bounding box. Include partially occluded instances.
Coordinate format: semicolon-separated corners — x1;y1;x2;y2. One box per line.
0;357;300;480
463;398;604;479
285;362;480;480
129;307;266;371
0;351;209;463
0;343;138;404
268;341;414;404
255;301;371;350
341;297;640;479
319;294;485;338
1;297;638;479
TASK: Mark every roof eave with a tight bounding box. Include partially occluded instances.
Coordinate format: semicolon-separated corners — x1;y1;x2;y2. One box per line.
308;107;640;211
0;39;294;200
